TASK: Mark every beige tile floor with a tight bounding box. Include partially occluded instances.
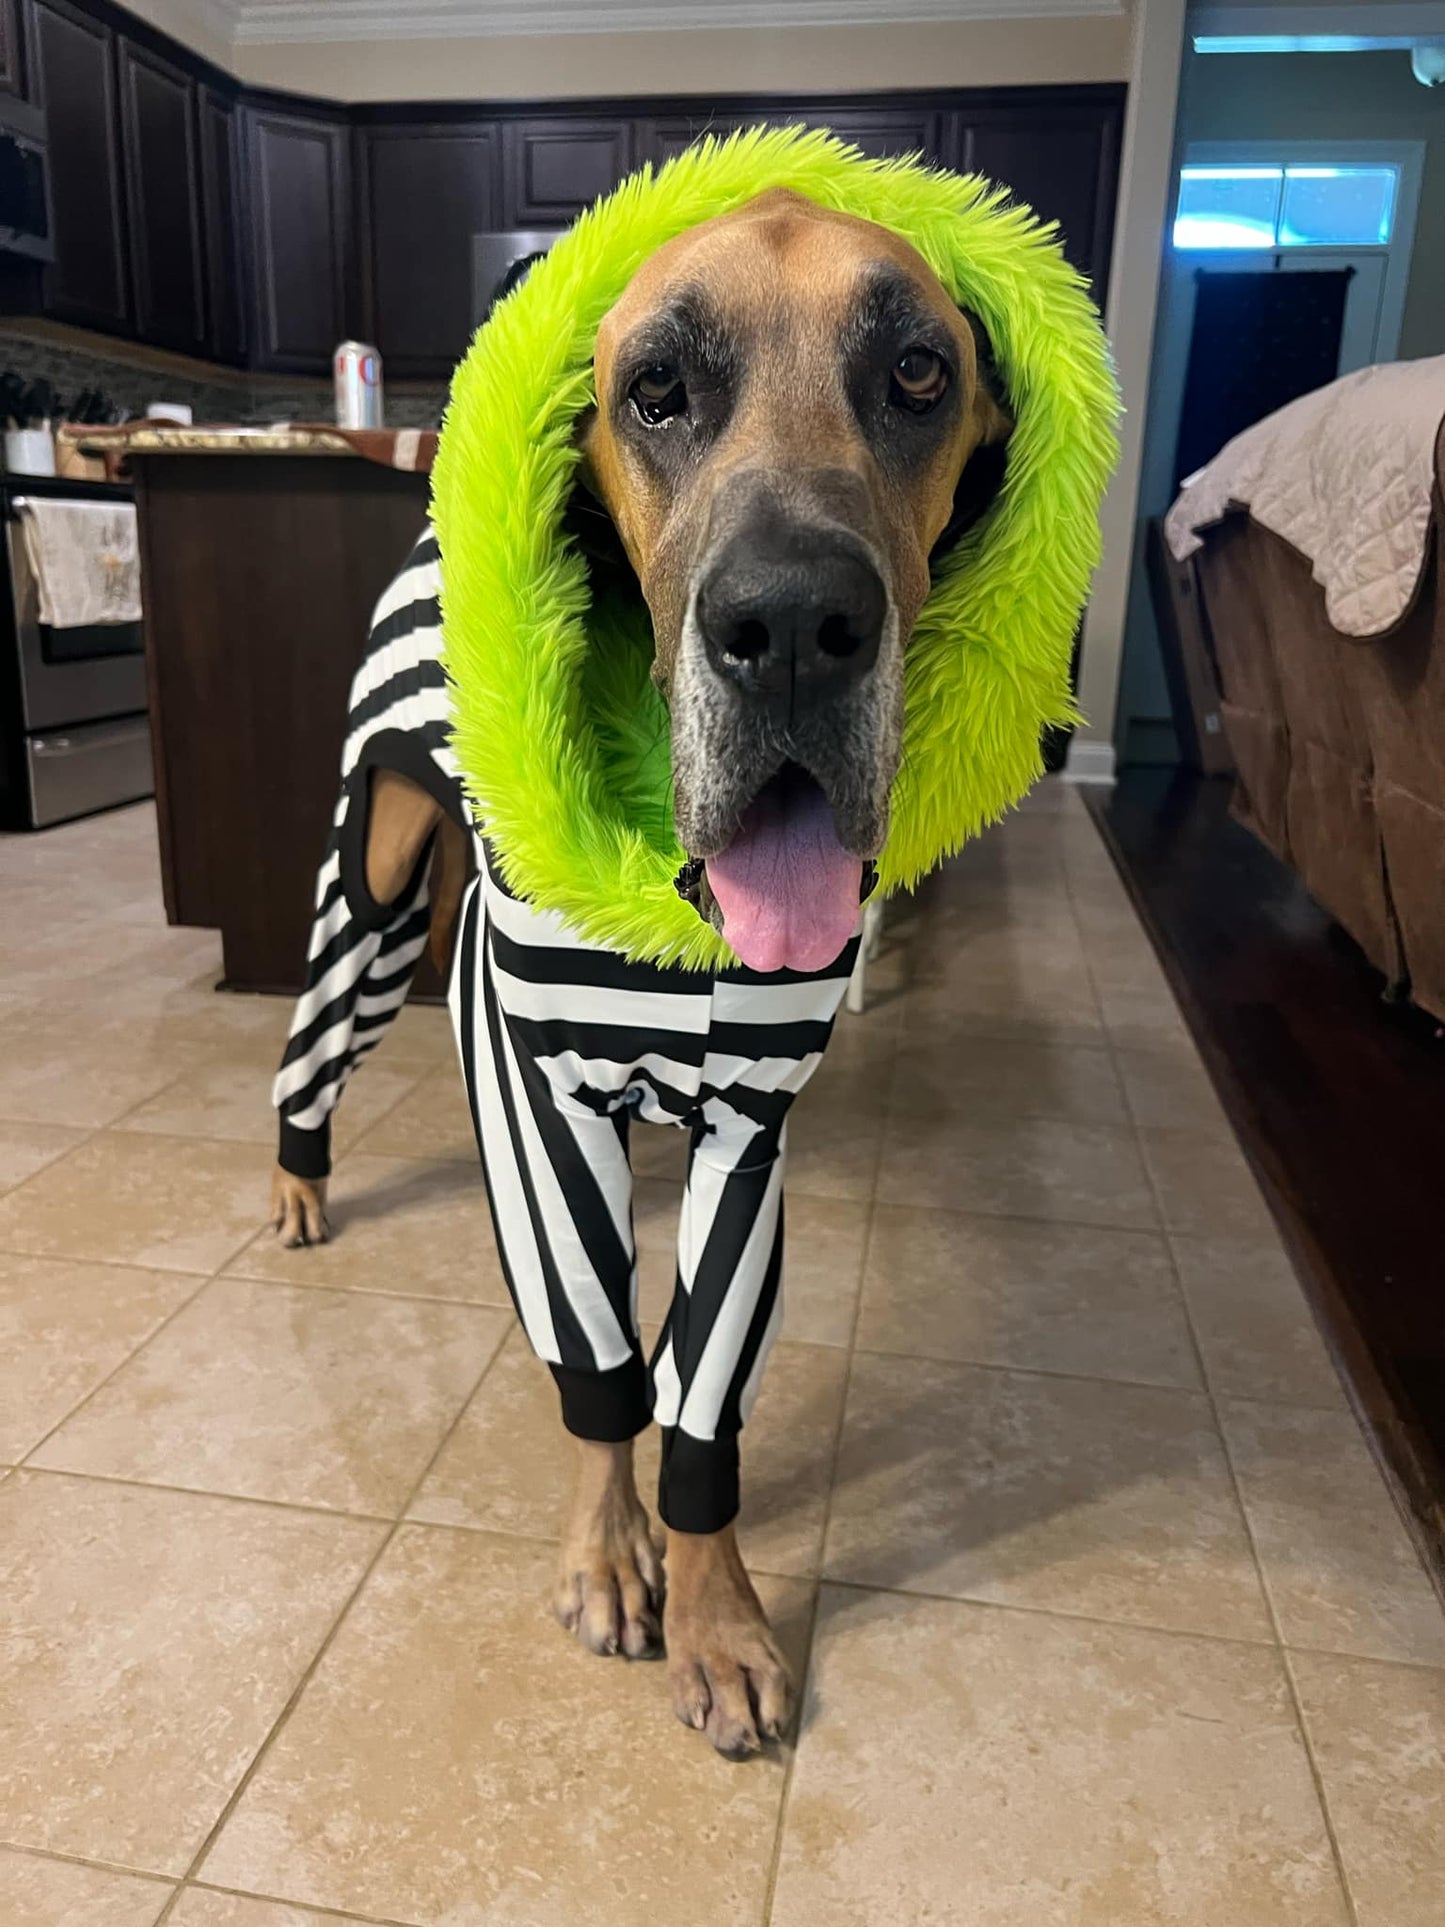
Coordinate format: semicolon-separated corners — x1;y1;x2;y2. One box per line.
3;787;1444;1926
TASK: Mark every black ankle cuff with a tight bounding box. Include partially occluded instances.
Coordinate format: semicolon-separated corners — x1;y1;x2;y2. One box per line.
278;1116;331;1181
656;1428;740;1535
550;1352;651;1444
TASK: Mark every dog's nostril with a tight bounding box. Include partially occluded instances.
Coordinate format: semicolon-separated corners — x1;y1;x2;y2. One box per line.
725;617;771;663
817;612;861;659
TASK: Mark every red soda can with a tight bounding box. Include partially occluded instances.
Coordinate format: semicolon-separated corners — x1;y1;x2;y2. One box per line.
333;340;384;429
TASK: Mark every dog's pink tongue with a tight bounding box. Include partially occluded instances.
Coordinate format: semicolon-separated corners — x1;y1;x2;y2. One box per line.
706;778;861;974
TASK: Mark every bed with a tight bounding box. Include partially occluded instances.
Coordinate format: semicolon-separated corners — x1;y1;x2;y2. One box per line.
1163;357;1445;1025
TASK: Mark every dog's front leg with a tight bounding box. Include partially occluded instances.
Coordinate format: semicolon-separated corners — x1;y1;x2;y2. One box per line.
269;1168;329;1247
665;1522;792;1759
554;1438;664;1660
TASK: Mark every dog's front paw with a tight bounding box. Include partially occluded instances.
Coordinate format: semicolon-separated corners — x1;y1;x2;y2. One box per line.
555;1439;664;1660
665;1525;792;1759
269;1166;330;1247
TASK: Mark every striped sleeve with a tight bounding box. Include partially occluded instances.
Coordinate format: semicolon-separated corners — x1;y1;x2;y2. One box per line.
272;530;453;1180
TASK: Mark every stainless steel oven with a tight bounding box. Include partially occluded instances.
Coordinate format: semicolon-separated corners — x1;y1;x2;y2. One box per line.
0;477;153;829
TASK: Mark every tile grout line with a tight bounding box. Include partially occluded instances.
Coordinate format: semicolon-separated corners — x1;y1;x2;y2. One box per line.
149;1308;517;1927
13;1271;220;1470
183;1873;427;1927
14;1461;400;1527
0;1244;216;1279
0;1118;100;1192
21;1450;1437;1678
0;1838;425;1927
759;1011;895;1927
0;1837;176;1890
1065;856;1365;1927
0;1121;101;1196
1174;1311;1364;1925
103;1040;437;1161
3;1072;453;1470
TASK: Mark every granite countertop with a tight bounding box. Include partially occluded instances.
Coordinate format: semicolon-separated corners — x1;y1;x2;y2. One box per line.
74;422;437;473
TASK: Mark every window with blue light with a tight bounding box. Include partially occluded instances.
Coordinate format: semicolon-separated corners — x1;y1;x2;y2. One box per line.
1174;164;1398;251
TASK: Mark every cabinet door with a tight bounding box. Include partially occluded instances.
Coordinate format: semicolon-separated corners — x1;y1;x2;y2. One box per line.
198;85;245;364
955;98;1124;302
502;118;632;226
0;0;22;94
359;123;496;379
639;105;942;174
635;112;757;170
243;104;350;373
799;107;944;165
23;0;128;331
118;37;205;354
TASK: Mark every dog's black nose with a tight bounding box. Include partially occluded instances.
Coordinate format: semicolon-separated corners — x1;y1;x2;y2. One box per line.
697;524;887;711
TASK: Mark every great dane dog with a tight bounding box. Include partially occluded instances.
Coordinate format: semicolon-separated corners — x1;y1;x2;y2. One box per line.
269;189;1011;1757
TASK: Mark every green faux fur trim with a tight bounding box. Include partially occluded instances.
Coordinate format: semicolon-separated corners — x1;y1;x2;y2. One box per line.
431;124;1119;968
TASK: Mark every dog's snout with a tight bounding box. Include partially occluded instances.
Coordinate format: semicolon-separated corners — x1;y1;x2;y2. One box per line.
697;524;886;710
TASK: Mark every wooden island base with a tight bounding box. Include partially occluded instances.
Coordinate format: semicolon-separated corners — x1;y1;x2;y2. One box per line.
133;445;433;995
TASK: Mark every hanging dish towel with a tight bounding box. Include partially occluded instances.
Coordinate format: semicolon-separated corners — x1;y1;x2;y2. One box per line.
14;497;142;627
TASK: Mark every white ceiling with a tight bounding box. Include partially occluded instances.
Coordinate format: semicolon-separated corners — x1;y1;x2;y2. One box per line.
205;0;1123;48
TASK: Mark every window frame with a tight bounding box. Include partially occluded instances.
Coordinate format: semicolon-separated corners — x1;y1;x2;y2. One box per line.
1176;140;1425;362
1174;159;1400;252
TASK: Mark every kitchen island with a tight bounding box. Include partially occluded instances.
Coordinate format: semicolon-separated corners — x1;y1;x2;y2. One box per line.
107;428;436;994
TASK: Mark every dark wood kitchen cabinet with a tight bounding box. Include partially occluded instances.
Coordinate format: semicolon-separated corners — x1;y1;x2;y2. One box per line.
956;97;1123;301
118;37;205;354
798;105;944;162
358;122;496;378
637;107;944;171
22;0;129;330
0;0;1128;382
0;0;23;93
242;102;351;373
636;111;759;168
197;83;246;364
502;117;633;226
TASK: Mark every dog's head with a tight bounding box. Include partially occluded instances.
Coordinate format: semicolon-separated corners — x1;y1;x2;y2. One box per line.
578;188;1011;972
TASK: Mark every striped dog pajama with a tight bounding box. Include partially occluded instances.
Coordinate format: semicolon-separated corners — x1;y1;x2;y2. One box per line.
274;531;856;1535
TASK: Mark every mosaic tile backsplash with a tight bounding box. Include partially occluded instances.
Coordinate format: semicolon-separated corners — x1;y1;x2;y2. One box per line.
0;326;448;430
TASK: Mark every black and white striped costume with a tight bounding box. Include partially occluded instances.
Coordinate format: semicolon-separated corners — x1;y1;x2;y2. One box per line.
275;529;856;1533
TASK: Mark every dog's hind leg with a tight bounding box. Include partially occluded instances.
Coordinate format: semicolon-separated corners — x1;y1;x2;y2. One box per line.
270;765;444;1244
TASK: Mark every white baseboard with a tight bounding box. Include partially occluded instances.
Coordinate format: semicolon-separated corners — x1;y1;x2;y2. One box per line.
1062;739;1118;786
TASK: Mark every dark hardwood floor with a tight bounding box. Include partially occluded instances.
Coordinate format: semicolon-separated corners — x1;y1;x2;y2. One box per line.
1089;768;1445;1588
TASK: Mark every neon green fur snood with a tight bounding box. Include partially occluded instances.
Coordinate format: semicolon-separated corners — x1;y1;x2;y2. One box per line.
431;124;1119;969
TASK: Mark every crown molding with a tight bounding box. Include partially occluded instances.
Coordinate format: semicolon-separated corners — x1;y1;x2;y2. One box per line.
229;0;1125;48
124;0;243;50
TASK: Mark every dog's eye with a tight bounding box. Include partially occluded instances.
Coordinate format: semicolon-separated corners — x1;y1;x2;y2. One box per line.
890;347;949;413
630;363;687;426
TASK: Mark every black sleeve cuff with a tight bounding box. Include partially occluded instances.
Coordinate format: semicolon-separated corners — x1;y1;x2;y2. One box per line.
550;1352;652;1444
278;1115;332;1181
657;1428;741;1536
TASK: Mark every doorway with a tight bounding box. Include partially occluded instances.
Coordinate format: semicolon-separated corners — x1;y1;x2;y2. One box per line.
1120;136;1423;763
1165;251;1386;487
1152;141;1421;492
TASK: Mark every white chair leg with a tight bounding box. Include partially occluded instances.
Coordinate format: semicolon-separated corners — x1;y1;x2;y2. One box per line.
864;895;884;961
846;898;885;1015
